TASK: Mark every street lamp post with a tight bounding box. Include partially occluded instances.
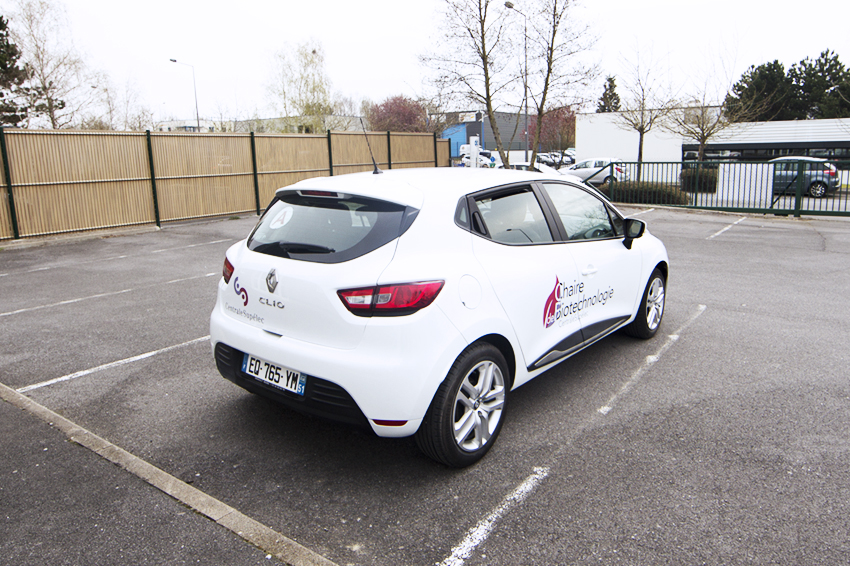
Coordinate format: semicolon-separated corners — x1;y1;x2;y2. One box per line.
505;2;528;162
169;59;200;131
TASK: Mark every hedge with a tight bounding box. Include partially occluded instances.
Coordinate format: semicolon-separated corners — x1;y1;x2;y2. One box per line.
680;168;719;193
600;182;691;206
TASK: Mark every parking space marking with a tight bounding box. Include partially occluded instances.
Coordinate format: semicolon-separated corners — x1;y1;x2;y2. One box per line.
708;217;746;239
0;239;235;278
598;304;707;415
627;208;655;216
16;336;210;393
439;467;550;566
0;382;339;566
0;273;218;318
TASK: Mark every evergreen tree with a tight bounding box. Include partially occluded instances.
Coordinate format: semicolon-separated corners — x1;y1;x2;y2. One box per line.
596;76;621;113
726;60;798;122
0;15;27;126
789;50;850;119
727;51;850;122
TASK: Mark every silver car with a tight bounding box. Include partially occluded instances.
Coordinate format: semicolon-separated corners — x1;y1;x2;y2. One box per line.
566;157;629;186
770;156;840;198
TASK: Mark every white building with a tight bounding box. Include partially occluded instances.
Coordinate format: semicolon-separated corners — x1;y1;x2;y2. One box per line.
577;112;850;162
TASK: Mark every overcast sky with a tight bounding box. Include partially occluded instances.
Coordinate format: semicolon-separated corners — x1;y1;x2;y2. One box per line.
7;0;850;122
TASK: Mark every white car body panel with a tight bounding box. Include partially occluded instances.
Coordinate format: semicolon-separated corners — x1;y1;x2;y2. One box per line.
209;167;668;442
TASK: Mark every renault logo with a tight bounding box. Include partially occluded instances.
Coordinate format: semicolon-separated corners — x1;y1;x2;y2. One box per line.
266;269;278;293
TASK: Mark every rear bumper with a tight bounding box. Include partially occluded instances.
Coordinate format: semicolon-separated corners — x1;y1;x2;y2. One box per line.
214;342;370;428
209;293;468;438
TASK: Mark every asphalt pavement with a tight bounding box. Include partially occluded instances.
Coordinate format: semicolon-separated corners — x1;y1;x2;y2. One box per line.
2;207;849;565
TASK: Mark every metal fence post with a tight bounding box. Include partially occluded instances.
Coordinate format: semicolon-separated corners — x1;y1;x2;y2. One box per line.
433;133;438;167
0;126;20;239
794;160;805;218
249;132;261;215
386;131;392;169
145;130;161;228
609;162;616;202
327;130;334;176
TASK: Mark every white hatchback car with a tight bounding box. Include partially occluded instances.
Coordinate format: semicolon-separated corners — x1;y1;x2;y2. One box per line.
566;157;629;185
210;168;668;467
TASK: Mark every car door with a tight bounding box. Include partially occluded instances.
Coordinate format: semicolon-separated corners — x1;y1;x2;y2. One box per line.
539;181;643;343
468;184;585;377
587;159;609;184
772;160;794;194
569;160;592;182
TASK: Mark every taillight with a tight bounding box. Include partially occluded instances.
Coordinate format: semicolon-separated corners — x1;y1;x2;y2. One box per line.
338;281;445;317
222;257;234;283
827;166;837;176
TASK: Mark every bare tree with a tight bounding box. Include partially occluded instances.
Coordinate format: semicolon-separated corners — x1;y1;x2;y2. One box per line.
509;0;597;167
10;0;99;129
79;79;154;131
266;40;337;133
422;0;516;165
615;51;676;179
665;77;775;161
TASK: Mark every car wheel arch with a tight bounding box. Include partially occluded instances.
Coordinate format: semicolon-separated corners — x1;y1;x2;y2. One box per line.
469;334;517;390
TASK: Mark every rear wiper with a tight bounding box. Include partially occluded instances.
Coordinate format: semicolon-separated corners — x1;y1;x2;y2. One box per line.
278;242;335;255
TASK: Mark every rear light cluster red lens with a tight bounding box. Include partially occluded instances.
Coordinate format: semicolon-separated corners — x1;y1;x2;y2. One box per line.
222;257;235;283
338;281;445;317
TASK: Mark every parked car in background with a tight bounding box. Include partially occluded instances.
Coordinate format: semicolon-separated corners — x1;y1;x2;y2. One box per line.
566;158;629;186
769;156;840;198
461;150;499;168
210;168;668;467
499;161;566;177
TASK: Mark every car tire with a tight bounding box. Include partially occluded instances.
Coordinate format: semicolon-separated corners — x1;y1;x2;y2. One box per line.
808;182;828;198
602;176;613;186
415;342;508;467
623;268;665;340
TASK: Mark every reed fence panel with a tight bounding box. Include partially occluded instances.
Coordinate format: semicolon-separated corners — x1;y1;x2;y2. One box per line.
390;133;438;169
149;133;255;221
254;134;329;207
331;131;389;175
437;139;450;167
0;129;449;241
4;131;153;237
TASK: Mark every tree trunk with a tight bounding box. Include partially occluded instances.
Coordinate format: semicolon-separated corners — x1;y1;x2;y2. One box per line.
636;130;645;182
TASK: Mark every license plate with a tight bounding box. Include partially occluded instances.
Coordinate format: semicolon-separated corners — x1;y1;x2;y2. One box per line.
241;353;306;395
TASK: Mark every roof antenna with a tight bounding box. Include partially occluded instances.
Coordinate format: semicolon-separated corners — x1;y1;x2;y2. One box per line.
360;118;383;174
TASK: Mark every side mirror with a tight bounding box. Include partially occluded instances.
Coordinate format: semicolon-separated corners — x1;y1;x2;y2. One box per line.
623;218;646;249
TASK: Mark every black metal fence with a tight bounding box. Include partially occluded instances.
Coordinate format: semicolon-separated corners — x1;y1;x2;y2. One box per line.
589;160;850;218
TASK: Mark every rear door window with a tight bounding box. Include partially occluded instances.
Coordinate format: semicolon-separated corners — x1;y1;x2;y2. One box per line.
471;187;554;244
248;191;416;263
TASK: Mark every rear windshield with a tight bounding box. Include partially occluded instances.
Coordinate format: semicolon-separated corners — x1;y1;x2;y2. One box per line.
247;191;416;263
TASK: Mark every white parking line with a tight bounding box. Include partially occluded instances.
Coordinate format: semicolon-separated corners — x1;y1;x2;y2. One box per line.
0;382;339;566
708;217;746;239
598;304;707;415
439;467;550;566
17;336;211;393
628;208;655;216
0;273;218;318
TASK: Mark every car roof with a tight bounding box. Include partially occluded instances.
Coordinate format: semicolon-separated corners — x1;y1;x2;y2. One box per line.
279;167;579;208
769;156;827;162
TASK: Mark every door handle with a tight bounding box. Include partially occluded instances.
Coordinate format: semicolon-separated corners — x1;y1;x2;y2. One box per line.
582;266;598;276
